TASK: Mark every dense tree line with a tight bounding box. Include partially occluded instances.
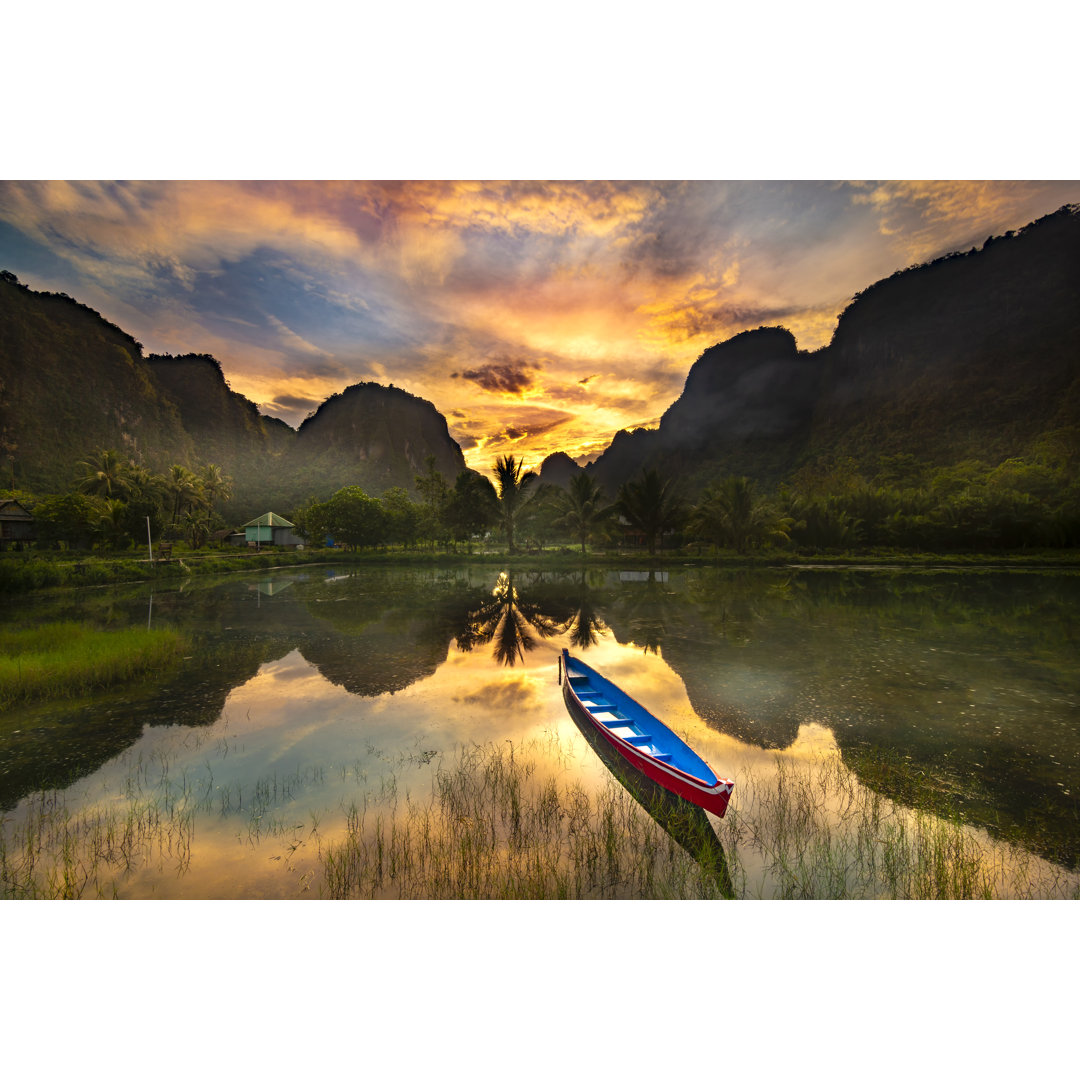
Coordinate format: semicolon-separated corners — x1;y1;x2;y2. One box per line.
5;431;1080;557
2;448;233;551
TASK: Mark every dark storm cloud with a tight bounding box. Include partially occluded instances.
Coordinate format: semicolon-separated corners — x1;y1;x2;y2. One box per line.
268;394;320;411
452;360;536;396
483;411;573;449
663;300;807;344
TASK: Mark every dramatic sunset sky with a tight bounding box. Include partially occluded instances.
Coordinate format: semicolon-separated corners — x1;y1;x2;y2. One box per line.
3;179;1079;471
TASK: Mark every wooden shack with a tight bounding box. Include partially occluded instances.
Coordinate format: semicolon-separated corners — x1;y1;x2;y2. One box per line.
0;499;35;548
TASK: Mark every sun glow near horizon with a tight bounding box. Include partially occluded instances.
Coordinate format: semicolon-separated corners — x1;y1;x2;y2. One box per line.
3;179;1079;470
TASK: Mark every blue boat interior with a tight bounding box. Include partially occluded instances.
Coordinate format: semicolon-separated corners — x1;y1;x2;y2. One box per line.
564;658;716;782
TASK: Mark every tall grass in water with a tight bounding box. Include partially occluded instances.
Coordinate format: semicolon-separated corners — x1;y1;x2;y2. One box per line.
0;741;330;899
319;739;1080;900
4;732;1077;899
321;741;728;899
1;789;195;899
716;752;1079;899
0;622;186;705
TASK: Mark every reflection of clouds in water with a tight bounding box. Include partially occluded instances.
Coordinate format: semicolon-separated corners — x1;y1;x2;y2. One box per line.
221;650;358;738
453;674;543;713
269;654;325;682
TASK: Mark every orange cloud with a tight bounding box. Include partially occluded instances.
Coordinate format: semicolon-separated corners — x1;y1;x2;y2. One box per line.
6;179;1080;480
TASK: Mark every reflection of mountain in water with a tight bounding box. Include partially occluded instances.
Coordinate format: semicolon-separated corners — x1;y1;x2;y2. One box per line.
605;569;1080;869
1;570;485;808
300;572;487;694
0;632;292;811
5;567;1078;870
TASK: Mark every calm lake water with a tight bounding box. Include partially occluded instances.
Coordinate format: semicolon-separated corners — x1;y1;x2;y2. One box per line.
2;564;1078;898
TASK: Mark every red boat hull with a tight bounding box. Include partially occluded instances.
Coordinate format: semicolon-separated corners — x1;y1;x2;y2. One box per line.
562;678;733;818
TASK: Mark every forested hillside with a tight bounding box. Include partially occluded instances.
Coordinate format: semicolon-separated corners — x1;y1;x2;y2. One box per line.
587;204;1080;496
0;275;470;521
3;204;1079;554
0;273;193;491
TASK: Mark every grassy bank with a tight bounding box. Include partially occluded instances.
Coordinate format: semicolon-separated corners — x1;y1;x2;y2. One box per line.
0;622;187;706
0;548;364;593
4;545;1080;595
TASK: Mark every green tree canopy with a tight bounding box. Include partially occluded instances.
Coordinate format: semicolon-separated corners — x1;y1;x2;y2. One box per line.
616;469;686;556
553;472;614;556
326;485;386;550
691;475;792;555
444;470;499;546
380;486;422;547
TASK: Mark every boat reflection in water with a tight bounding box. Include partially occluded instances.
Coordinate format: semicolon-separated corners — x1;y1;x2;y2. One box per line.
559;655;734;899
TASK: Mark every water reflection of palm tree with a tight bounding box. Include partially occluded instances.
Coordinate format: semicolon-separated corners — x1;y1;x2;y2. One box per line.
564;689;734;898
457;571;563;666
561;569;609;650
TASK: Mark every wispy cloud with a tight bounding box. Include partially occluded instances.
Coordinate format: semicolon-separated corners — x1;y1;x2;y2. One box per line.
2;179;1078;472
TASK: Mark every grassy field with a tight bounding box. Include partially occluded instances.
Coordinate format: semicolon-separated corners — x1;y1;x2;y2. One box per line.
0;622;187;706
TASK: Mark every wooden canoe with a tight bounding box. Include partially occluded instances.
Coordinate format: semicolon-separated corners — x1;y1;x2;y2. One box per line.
560;649;734;817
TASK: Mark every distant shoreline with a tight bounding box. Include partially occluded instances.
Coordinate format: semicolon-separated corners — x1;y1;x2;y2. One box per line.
4;546;1079;595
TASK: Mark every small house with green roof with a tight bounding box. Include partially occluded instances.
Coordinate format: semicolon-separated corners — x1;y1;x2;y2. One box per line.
241;512;302;548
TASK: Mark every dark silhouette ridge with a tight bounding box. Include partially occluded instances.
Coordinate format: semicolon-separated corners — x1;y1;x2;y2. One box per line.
587;204;1080;495
537;451;584;489
3;203;1078;515
1;277;469;519
294;380;466;491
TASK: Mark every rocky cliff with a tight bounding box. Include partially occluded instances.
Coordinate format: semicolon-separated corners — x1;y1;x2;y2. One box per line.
589;326;818;496
0;276;469;516
0;275;194;490
588;204;1080;495
293;381;467;497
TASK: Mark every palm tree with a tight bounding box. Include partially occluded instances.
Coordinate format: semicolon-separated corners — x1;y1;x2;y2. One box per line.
165;464;201;524
615;469;686;556
562;569;609;649
198;463;233;512
554;472;614;556
96;498;130;549
692;475;792;554
493;455;537;555
77;449;132;499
